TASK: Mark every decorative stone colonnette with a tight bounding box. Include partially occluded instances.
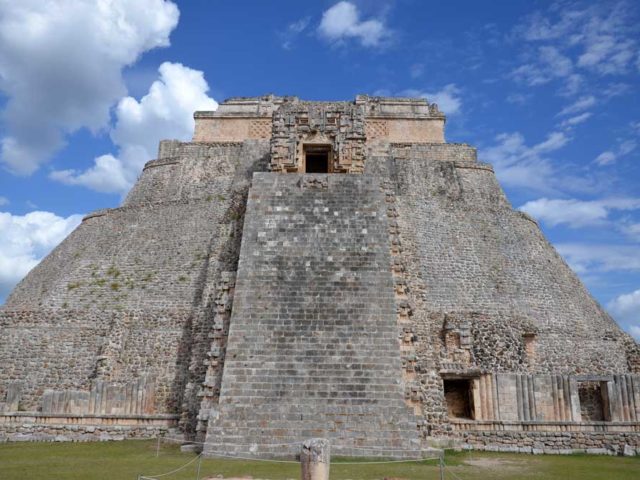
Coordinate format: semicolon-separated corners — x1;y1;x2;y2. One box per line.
441;373;640;455
0;376;179;442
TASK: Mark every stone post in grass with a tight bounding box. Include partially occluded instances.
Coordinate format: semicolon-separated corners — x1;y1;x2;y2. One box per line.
301;438;330;480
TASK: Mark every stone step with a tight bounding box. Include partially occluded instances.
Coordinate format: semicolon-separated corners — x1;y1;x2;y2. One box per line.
202;174;421;458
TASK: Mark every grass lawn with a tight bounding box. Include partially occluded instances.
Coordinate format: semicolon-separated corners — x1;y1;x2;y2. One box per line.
0;440;638;480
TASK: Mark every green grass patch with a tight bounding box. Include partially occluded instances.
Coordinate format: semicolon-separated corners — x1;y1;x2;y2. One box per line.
106;266;121;278
0;441;638;480
66;281;82;290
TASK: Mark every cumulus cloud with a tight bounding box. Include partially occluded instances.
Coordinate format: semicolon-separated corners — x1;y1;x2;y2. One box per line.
0;210;82;302
607;289;640;339
51;62;218;194
520;197;640;228
318;1;390;47
482;131;569;192
400;84;462;116
0;0;179;175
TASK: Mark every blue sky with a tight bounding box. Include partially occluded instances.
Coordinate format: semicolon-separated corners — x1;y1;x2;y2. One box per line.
0;0;639;337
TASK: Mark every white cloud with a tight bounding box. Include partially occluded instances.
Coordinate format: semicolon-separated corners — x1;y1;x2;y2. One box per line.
50;154;131;193
510;46;574;86
577;35;636;75
51;62;218;194
618;140;637;156
595;151;617;166
594;139;637;166
603;82;631;98
0;0;179;175
0;197;8;206
506;93;532;105
289;17;311;34
482;131;570;192
556;243;640;275
400;84;462;116
539;46;573;76
560;112;592;128
281;16;311;49
607;289;640;339
559;73;585;96
0;210;82;301
514;2;639;93
519;197;640;228
558;96;596;116
318;1;390;48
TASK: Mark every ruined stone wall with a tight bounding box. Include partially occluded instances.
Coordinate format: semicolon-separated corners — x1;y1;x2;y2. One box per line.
365;142;639;439
0;140;270;420
2;95;638;453
0;413;177;443
462;431;640;456
203;173;421;458
387;150;635;375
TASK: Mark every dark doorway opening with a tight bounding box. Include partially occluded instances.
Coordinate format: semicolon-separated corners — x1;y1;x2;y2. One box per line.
443;379;474;419
304;146;330;173
578;381;606;421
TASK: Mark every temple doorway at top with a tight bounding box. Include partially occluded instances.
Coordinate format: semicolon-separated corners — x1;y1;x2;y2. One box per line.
303;145;331;173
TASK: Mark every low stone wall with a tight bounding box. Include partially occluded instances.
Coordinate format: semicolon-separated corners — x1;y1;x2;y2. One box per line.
461;430;639;456
451;419;640;433
0;413;178;442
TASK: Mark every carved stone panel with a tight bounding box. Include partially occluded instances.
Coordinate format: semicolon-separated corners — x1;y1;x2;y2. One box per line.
270;100;366;173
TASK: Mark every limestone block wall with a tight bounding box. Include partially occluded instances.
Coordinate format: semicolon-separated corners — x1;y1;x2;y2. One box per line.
365;142;638;438
0;309;182;412
462;431;640;455
0;413;177;443
0;139;271;422
203;173;421;458
389;152;636;374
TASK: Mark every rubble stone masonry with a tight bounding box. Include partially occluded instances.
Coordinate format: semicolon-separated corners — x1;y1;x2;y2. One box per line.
0;96;638;456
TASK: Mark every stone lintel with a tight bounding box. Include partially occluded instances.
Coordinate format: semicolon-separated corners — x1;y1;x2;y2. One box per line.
574;375;614;382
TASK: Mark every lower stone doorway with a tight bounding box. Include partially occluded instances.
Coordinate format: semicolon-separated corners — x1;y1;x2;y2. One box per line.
444;378;474;419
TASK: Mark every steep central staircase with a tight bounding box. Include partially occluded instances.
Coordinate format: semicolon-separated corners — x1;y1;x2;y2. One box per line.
202;173;422;458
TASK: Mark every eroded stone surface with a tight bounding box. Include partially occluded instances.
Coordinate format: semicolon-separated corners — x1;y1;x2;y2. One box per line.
0;95;638;454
